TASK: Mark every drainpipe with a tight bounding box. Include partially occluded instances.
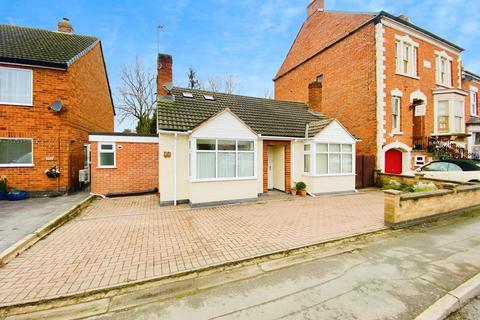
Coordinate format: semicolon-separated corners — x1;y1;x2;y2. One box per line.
173;133;177;206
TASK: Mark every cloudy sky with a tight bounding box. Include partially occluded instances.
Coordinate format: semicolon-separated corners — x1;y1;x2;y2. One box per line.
2;0;479;130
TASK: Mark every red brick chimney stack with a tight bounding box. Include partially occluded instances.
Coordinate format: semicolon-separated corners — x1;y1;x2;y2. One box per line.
157;53;173;97
308;81;323;112
57;18;73;33
307;0;324;18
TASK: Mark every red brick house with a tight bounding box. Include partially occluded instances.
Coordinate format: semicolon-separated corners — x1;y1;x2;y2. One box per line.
0;19;114;195
275;0;476;179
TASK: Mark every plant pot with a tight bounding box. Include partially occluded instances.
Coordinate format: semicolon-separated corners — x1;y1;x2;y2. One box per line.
291;189;297;196
300;190;307;197
45;172;60;178
7;191;28;201
0;190;7;200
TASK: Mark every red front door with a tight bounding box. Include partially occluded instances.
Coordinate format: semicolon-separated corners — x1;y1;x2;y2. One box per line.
385;149;402;174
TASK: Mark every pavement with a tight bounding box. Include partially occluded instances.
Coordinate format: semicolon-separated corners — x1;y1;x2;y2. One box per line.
0;190;384;307
87;210;480;320
0;191;89;253
448;296;480;319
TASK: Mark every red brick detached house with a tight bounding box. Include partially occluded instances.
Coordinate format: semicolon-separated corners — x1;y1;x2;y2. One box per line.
0;19;114;195
275;0;476;179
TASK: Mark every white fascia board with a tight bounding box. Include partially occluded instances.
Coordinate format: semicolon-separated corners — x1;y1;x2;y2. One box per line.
89;135;158;143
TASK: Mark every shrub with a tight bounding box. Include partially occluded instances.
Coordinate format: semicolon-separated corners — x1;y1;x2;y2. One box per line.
295;181;307;191
0;177;6;191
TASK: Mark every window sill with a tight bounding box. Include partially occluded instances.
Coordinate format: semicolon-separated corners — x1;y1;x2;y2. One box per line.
97;166;117;169
435;83;453;89
302;173;355;177
0;164;34;168
191;177;257;183
389;131;404;136
395;72;420;80
0;102;33;107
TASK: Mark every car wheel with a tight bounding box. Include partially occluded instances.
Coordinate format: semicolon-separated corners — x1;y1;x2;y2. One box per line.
468;180;480;183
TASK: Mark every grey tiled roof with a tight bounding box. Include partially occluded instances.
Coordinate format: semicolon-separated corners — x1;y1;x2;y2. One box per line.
306;119;333;138
158;87;329;138
0;24;98;69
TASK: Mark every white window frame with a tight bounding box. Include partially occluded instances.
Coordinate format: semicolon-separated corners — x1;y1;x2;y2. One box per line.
395;35;419;79
98;142;116;168
0;66;33;106
434;95;465;134
190;138;257;182
0;137;34;167
435;51;453;87
470;86;478;116
303;143;312;174
391;96;401;133
303;142;355;177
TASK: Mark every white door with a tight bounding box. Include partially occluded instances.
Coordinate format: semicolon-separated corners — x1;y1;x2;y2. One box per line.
267;147;273;190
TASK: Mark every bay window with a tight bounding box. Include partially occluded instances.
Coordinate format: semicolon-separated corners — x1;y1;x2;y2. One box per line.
304;143;354;176
303;144;311;173
0;138;33;166
0;67;33;105
437;100;449;132
453;100;464;133
194;139;255;180
435;98;465;134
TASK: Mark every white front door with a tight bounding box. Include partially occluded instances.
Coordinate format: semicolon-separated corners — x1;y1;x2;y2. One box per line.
267;147;273;190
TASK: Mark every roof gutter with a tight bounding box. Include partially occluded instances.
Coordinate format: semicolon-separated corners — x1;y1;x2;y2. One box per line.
157;129;192;135
0;59;67;70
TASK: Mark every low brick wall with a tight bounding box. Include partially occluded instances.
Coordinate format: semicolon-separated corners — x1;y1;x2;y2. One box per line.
376;172;466;189
384;185;480;227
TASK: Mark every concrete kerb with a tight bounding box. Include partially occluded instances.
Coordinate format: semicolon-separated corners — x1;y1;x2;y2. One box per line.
0;195;95;267
0;227;392;320
414;273;480;320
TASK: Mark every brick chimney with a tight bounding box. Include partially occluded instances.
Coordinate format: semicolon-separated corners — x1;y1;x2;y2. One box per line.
157;53;173;97
398;13;410;22
307;0;324;18
57;18;73;33
308;81;323;112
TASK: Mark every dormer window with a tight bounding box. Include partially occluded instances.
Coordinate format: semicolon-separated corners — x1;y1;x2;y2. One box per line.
395;35;419;78
435;51;453;87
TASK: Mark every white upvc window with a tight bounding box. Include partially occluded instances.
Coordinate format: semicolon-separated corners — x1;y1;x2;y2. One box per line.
98;142;116;168
0;138;33;167
303;143;354;176
470;87;478;116
0;66;33;106
435;51;453;87
193;138;255;181
392;96;401;132
395;35;419;78
435;97;465;134
303;144;312;174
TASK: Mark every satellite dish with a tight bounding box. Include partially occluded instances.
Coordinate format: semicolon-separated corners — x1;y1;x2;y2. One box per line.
163;82;174;92
49;100;63;112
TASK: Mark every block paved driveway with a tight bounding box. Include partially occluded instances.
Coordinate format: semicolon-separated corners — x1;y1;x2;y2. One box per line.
0;191;384;307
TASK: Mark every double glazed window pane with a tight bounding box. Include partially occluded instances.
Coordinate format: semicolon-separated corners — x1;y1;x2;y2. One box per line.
238;141;254;151
342;154;353;173
238;153;254;177
315;154;328;174
218;140;235;151
0;67;32;105
329;153;341;174
218;152;236;178
197;139;216;150
0;139;32;165
100;153;114;166
197;152;215;178
304;154;311;173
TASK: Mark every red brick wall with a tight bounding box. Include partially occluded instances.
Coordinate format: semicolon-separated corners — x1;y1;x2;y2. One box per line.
262;140;291;193
274;23;377;157
90;141;158;196
0;43;114;194
382;25;462;147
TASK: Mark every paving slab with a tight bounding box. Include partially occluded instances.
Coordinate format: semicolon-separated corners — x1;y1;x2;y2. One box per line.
0;190;384;307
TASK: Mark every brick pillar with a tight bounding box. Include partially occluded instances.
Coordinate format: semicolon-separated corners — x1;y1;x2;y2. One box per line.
384;190;401;226
307;0;324;18
157;53;173;97
308;81;323;112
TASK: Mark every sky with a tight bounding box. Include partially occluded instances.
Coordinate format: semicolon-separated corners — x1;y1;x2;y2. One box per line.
2;0;479;131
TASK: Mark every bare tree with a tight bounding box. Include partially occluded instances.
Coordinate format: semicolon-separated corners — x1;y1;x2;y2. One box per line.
116;57;157;134
263;88;273;99
187;66;200;89
223;74;238;94
207;75;222;92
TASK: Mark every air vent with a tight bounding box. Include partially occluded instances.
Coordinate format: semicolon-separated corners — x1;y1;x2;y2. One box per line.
182;92;194;98
204;95;215;101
